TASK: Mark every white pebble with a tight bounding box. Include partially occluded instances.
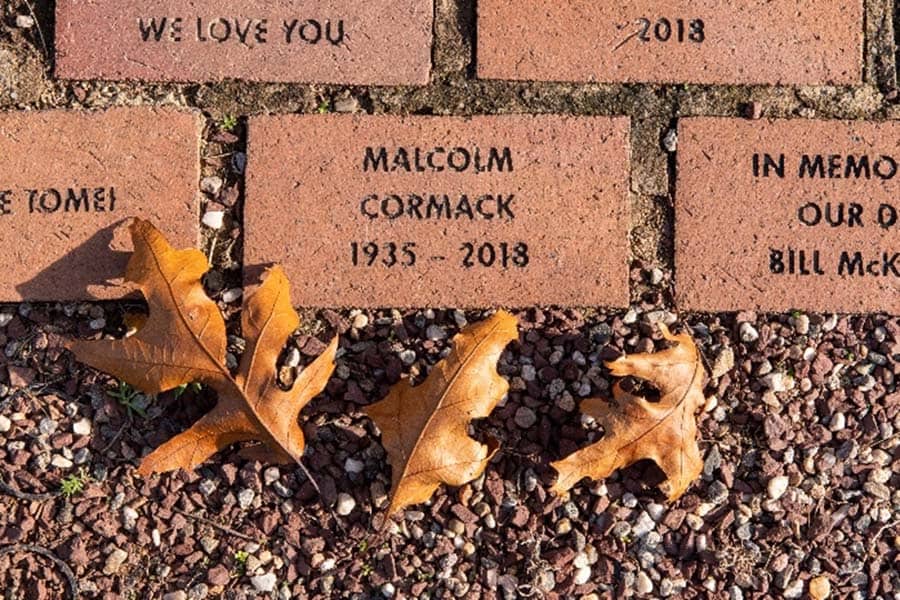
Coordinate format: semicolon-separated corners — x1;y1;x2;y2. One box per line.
739;322;759;343
202;211;225;230
399;349;416;365
15;14;35;28
344;457;365;474
767;475;789;500
0;414;11;433
573;566;591;585
200;176;223;196
51;455;73;469
636;571;654;595
72;418;92;436
237;488;255;509
263;467;281;485
250;573;277;593
426;325;447;340
221;288;242;303
335;492;356;516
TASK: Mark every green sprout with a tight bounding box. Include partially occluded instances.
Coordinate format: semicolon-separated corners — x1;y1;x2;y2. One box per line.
173;382;203;400
361;563;374;577
108;381;151;418
233;550;250;575
220;114;238;132
59;467;89;498
316;99;331;114
357;539;369;553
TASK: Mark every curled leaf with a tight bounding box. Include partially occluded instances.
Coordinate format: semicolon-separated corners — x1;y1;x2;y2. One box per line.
551;323;706;501
365;311;518;518
66;219;337;475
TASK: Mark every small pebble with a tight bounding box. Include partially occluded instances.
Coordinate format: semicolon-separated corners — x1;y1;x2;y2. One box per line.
237;488;255;509
103;547;128;575
809;576;831;600
51;455;73;469
0;414;11;433
662;129;678;152
200;176;223;196
739;322;759;343
221;288;242;303
636;571;654;595
399;349;416;366
334;97;360;113
72;418;92;436
202;211;225;230
767;475;789;500
263;467;281;485
514;406;537;429
15;14;35;28
39;417;58;435
352;313;369;329
198;479;217;497
344;457;365;474
250;573;277;593
573;566;591;585
426;325;447;340
336;492;356;516
829;412;846;432
122;506;139;530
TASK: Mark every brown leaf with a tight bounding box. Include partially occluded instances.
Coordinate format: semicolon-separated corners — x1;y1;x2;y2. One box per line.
66;219;337;475
551;323;706;501
365;311;518;518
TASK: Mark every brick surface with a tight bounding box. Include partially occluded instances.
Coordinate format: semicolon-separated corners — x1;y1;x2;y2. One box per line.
677;117;900;313
56;0;432;85
0;108;200;301
245;115;630;308
478;1;862;85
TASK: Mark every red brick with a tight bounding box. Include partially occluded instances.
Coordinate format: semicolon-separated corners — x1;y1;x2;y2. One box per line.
245;115;630;308
676;117;900;313
478;1;862;85
0;108;199;301
55;0;432;85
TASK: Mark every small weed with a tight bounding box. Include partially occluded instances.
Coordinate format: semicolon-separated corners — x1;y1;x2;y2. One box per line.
316;99;331;114
233;550;249;575
174;382;203;400
108;381;151;418
59;467;89;498
361;563;374;577
357;539;369;554
220;114;238;132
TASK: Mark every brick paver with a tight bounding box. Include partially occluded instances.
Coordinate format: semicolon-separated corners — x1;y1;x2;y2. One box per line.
245;115;631;308
56;0;433;85
677;117;900;313
478;0;862;85
0;108;200;300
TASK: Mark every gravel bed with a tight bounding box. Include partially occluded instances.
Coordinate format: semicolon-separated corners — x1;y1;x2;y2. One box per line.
0;282;898;598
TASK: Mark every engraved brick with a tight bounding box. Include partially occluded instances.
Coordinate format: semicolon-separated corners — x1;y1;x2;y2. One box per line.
56;0;432;85
0;108;200;300
478;1;862;85
245;115;630;308
677;117;900;313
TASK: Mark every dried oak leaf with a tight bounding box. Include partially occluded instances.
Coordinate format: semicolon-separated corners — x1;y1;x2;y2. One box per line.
551;323;705;501
365;311;518;518
66;219;337;475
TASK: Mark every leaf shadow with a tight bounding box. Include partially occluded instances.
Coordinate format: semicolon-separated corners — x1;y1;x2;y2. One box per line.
15;220;131;300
